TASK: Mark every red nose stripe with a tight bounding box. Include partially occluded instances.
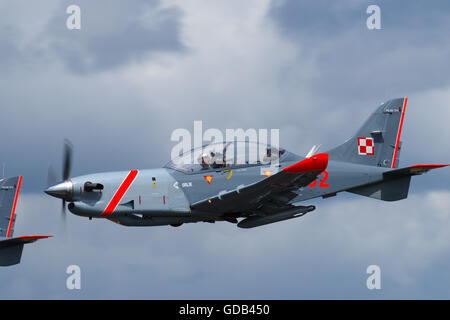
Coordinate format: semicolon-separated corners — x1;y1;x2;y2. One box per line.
101;170;139;217
282;153;329;174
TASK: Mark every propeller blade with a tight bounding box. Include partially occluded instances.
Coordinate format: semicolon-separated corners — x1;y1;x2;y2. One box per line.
46;139;73;235
47;165;59;188
62;139;73;181
61;140;72;226
62;199;67;214
60;199;67;239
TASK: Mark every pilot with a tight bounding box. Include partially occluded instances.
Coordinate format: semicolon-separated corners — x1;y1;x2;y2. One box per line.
198;153;210;169
198;151;226;169
262;147;280;163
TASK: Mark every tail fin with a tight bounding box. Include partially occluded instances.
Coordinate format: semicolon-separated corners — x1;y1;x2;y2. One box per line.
327;97;407;168
0;176;22;238
0;176;51;266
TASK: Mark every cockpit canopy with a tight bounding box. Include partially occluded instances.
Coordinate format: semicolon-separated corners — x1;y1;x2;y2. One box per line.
165;141;288;173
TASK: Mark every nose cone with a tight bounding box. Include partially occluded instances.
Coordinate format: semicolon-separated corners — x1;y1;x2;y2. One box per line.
45;180;73;200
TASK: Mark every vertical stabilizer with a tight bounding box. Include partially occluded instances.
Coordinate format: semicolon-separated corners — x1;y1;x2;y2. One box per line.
0;176;22;238
327;98;407;168
0;176;52;266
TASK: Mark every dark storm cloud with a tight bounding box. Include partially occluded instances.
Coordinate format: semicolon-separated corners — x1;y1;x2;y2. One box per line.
270;1;363;37
268;0;450;100
270;0;450;40
42;0;185;73
0;0;185;191
0;0;184;74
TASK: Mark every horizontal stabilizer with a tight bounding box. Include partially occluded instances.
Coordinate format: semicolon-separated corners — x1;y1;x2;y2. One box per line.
0;235;52;248
348;176;411;201
348;163;448;202
0;235;52;266
384;164;449;178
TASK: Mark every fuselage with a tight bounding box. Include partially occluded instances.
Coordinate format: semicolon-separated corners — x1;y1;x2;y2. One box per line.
46;154;389;227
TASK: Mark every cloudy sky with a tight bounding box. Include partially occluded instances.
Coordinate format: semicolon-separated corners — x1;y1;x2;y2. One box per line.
0;0;449;299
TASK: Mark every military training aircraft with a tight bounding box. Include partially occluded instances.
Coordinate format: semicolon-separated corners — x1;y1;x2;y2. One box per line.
44;98;448;229
0;176;51;266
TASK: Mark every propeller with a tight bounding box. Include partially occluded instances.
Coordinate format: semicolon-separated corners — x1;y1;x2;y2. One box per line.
63;139;72;181
46;139;73;220
61;139;73;218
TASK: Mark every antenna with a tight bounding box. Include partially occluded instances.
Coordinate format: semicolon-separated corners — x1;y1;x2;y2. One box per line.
306;145;321;158
2;163;5;179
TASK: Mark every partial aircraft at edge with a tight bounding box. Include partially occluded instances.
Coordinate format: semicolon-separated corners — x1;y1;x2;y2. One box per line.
43;98;448;229
0;176;51;266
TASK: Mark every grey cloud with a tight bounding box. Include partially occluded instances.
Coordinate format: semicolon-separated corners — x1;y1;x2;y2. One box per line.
48;1;184;73
0;27;20;70
270;0;450;39
2;0;185;74
268;0;450;101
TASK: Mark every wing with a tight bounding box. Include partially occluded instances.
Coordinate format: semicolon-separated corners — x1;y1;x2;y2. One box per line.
191;153;329;214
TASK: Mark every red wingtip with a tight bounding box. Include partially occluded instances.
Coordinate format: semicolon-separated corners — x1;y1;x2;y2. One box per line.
282;153;329;173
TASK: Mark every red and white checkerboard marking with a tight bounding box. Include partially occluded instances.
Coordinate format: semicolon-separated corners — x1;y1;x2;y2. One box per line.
358;137;374;155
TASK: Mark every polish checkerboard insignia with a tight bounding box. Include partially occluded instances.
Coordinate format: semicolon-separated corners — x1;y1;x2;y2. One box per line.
358;137;374;155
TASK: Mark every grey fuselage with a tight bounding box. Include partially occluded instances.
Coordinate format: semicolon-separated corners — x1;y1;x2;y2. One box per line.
62;152;388;227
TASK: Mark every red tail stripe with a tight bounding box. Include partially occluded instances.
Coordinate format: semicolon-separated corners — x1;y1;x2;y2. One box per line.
101;170;139;217
392;97;408;168
6;176;22;238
